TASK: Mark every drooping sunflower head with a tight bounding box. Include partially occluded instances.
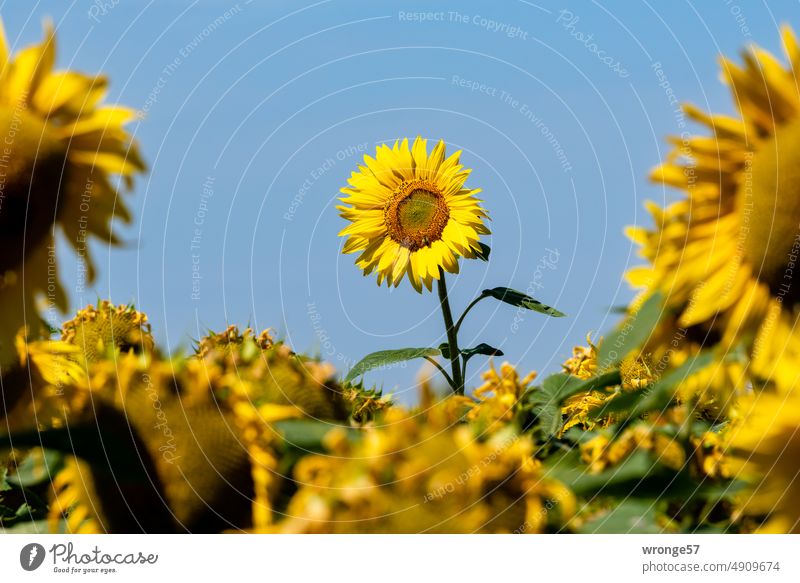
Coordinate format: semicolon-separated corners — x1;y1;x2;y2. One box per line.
338;136;489;292
0;19;145;366
61;301;154;365
627;26;800;389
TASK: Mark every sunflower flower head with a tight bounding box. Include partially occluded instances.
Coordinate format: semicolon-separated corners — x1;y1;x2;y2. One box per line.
0;19;145;367
278;405;574;534
61;301;154;365
467;361;536;426
562;333;599;379
627;26;800;390
728;391;800;533
338;136;489;292
560;334;618;433
580;424;686;474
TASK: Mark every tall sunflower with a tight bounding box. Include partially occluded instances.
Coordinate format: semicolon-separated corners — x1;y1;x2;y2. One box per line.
627;26;800;391
0;19;145;367
338;136;489;292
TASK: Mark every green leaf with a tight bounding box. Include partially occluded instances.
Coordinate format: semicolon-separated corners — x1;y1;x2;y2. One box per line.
6;449;64;488
1;519;63;534
461;343;504;361
481;287;566;317
598;291;665;366
547;450;662;496
527;374;582;438
525;371;622;439
344;347;440;382
578;499;663;534
559;370;622;402
438;343;451;359
475;243;491;262
0;467;12;492
274;419;359;450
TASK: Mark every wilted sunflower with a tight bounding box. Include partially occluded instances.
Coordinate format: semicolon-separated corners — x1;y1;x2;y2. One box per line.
627;26;800;390
338;136;489;292
0;19;144;366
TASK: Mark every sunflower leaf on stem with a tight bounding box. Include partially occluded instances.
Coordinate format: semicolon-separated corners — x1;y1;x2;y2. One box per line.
481;287;566;318
344;347;440;383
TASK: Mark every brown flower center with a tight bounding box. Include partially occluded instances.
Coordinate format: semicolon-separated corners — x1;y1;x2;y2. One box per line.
0;105;69;272
742;115;800;305
384;179;449;251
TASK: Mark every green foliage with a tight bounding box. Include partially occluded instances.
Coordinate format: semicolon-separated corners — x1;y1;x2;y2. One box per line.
460;343;504;363
345;347;441;382
578;499;663;534
481;287;566;317
0;450;54;530
526;371;621;438
598;291;664;366
475;243;491;262
595;350;717;419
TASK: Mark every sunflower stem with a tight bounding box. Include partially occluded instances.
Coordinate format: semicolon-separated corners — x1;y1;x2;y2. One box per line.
437;269;464;394
454;293;489;335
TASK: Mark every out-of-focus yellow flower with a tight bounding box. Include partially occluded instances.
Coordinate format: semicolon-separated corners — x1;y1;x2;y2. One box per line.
61;301;154;366
48;457;103;534
195;324;273;357
276;400;574;533
691;431;732;480
560;334;618;433
561;390;614;434
728;391;800;533
626;26;800;391
581;425;685;474
5;310;350;533
0;18;144;367
4;332;88;431
467;361;536;426
620;354;657;391
562;333;598;379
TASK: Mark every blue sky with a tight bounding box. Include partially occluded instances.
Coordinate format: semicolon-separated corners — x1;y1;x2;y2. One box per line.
2;1;796;401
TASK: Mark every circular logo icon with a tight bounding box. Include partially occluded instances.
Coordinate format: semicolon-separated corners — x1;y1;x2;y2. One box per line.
19;543;46;571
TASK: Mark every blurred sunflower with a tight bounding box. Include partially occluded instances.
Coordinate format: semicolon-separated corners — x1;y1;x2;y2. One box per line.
729;391;800;533
627;26;800;390
338;136;489;292
277;404;575;534
0;19;144;366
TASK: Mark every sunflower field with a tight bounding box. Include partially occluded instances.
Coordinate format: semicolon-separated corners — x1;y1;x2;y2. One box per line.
1;11;800;537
